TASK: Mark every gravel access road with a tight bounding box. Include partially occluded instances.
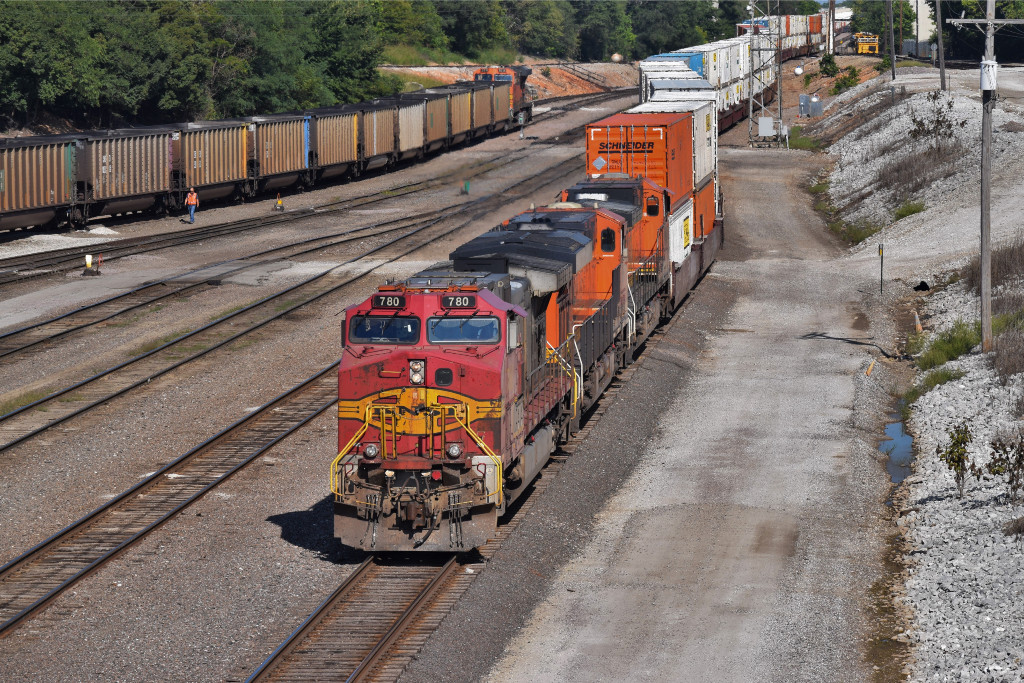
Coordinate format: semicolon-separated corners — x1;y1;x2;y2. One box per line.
400;138;897;681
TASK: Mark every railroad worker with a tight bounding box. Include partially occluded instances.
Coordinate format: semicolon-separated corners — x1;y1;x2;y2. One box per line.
185;187;199;224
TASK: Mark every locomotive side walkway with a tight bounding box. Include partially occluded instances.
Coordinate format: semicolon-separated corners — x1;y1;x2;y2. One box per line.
401;143;893;681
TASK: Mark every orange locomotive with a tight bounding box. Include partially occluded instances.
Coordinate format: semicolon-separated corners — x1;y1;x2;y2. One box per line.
331;112;720;552
473;65;535;124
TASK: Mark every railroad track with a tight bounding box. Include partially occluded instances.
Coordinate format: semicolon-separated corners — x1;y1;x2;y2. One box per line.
0;207;452;361
0;152;583;456
240;279;695;683
0;152;585;639
0;364;339;637
0;91;628;287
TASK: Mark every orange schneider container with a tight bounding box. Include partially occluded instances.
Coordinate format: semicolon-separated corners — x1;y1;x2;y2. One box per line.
586;112;695;211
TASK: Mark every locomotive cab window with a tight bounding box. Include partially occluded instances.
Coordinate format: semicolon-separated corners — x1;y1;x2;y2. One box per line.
600;228;616;253
428;316;500;344
348;316;420;344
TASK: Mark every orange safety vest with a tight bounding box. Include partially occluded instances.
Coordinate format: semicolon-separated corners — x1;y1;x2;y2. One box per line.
185;191;199;206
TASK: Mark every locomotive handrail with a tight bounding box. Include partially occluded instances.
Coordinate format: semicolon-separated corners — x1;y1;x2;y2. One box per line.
546;340;581;418
331;404;372;496
450;412;504;507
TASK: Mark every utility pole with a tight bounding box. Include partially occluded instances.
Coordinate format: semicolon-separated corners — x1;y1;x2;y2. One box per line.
936;0;946;90
828;0;836;54
888;0;897;80
948;3;1024;352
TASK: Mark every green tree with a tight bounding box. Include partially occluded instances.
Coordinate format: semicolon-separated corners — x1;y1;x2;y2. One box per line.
379;0;449;50
851;0;916;41
309;1;398;105
435;0;510;58
627;0;715;57
504;0;578;58
573;0;635;61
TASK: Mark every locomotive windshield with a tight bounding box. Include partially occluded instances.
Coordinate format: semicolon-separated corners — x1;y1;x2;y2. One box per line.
348;315;420;344
427;316;500;344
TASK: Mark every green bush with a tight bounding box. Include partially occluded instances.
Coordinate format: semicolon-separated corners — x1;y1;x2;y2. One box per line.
541;66;552;78
809;182;829;194
803;72;814;88
820;52;839;77
875;55;892;73
894;201;925;220
829;66;861;95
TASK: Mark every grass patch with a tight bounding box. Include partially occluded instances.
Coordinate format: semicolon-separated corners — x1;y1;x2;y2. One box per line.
789;125;821;151
0;388;51;417
273;299;299;313
894;200;925;220
209;302;252;323
827;218;883;243
917;320;978;370
809;181;830;195
474;47;518;65
57;393;84;403
994;329;1024;381
896;59;929;68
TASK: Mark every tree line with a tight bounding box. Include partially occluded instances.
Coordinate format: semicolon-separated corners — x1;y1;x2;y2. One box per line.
0;0;819;130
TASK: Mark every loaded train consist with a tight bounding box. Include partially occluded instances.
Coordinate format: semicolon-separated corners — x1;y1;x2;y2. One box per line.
330;12;824;552
640;13;824;129
0;66;533;231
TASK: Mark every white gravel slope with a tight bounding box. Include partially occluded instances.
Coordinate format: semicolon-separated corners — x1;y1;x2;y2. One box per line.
828;68;1024;680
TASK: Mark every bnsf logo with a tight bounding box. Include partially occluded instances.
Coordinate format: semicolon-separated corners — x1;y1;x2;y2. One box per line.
598;142;656;152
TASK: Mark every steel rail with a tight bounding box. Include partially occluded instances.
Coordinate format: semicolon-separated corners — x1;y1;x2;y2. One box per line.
0;153;584;454
346;557;459;683
0;207;452;360
0;363;339;637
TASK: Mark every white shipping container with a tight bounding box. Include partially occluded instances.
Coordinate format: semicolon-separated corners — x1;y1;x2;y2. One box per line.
667;198;693;265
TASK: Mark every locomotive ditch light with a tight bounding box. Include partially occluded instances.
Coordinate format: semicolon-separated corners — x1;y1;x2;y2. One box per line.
364;443;380;459
446;443;463;458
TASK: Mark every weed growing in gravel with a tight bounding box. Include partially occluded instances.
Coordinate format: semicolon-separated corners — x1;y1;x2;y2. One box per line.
875;140;966;201
962;236;1024;293
986;434;1024;504
994;329;1024;381
809;181;829;194
0;388;50;417
129;330;190;357
894;201;925;221
803;72;814;88
829;66;860;95
905;330;928;356
875;55;892;73
1004;517;1024;546
917;320;978;370
936;421;980;499
903;368;966;410
828;218;882;243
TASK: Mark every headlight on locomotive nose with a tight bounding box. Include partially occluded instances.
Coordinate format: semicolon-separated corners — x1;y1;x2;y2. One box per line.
409;360;425;385
363;443;380;459
446;443;463;458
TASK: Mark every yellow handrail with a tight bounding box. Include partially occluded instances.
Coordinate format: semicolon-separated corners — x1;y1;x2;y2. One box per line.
546;341;580;417
330;404;372;495
451;412;504;507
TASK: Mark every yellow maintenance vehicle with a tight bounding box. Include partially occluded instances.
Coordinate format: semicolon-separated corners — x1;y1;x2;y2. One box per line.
854;33;879;54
